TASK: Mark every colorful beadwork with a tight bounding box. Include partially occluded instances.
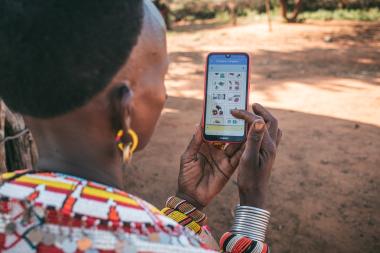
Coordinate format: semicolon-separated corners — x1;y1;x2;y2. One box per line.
165;196;207;225
219;232;270;253
0;171;216;253
161;207;202;234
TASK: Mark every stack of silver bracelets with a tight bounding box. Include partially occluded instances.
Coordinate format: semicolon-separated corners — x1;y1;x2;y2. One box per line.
231;205;271;242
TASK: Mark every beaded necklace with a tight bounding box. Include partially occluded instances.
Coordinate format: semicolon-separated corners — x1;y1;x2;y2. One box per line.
0;171;216;253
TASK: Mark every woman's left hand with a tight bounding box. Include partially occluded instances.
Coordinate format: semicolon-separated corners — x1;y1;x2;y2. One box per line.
176;125;244;209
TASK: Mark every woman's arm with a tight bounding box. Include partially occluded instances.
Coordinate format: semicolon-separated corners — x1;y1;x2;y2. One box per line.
232;103;281;209
219;103;281;252
162;103;281;252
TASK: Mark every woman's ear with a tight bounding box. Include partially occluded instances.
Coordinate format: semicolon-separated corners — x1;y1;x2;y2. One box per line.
109;82;133;133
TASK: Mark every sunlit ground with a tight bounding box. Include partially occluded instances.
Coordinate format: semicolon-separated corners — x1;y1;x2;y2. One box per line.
129;19;380;253
165;20;380;126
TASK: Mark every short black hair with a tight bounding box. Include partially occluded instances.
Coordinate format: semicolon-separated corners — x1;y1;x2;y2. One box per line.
0;0;143;118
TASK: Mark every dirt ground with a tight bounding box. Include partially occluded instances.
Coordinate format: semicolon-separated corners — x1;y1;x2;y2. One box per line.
125;20;380;253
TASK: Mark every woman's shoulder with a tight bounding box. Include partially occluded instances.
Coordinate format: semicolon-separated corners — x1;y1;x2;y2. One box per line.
0;170;164;222
0;171;216;252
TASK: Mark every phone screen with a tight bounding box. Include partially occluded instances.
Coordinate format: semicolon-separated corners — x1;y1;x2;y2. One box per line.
203;53;249;142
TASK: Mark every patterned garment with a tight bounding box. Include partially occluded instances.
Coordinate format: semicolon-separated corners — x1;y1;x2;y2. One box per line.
0;170;216;253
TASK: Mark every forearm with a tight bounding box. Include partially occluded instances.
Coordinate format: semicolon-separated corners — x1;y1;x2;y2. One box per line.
161;196;271;253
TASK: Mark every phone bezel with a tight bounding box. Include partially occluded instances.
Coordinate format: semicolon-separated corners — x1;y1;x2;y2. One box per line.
202;52;250;143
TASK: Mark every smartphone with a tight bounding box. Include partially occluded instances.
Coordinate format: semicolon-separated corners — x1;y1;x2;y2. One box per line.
203;52;250;143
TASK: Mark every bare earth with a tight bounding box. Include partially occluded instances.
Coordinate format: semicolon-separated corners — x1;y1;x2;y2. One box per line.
125;20;380;253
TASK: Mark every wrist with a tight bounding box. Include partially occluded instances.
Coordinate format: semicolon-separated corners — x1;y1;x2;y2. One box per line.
239;187;268;209
175;191;205;210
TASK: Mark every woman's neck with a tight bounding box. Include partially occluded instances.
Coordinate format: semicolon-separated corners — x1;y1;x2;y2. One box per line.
24;113;125;189
36;148;125;189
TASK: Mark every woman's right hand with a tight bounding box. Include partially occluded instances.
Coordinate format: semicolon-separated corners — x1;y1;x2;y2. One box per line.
231;103;282;208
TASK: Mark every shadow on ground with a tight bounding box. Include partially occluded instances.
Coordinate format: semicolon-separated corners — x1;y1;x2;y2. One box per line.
168;43;380;89
331;22;380;44
126;95;380;253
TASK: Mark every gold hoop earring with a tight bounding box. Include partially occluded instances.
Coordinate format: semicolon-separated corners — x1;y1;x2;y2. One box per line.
115;129;138;162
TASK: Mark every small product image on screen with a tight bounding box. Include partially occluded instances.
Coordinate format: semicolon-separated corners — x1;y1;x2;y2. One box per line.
205;54;248;140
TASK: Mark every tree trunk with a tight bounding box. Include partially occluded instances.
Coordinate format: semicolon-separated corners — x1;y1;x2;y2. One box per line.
279;0;288;21
279;0;303;23
265;0;272;32
0;100;38;173
227;0;238;26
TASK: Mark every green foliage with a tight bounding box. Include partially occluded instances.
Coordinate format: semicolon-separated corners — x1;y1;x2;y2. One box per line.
300;7;380;21
165;0;380;11
299;0;380;11
162;0;380;22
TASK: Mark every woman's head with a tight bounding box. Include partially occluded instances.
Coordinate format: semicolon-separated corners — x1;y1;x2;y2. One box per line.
0;0;168;187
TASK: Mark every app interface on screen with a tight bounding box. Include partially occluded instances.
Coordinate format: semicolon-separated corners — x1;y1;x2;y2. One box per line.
205;54;248;138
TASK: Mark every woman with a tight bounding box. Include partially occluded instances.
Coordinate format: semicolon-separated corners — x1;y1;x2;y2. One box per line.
0;0;281;252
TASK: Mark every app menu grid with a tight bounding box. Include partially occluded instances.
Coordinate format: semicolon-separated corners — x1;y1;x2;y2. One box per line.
205;68;246;136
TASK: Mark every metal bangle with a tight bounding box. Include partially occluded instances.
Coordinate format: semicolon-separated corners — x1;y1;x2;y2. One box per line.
231;231;265;243
236;209;270;218
231;230;266;239
230;227;266;240
232;224;267;233
231;205;271;242
236;205;271;215
232;220;268;229
235;208;270;214
233;219;269;228
234;214;270;224
236;213;270;221
231;229;266;239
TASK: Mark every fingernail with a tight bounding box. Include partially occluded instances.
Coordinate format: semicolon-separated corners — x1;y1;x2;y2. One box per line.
230;109;239;113
254;121;265;131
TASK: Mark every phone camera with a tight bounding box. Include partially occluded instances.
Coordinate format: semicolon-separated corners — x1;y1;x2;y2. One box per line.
225;54;231;58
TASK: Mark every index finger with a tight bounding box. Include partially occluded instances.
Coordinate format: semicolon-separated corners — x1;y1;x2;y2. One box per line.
230;109;263;125
252;103;278;143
